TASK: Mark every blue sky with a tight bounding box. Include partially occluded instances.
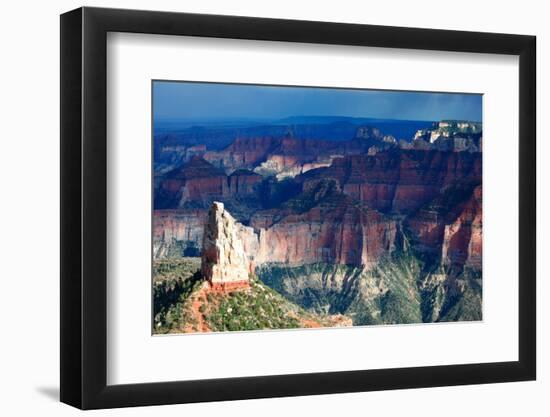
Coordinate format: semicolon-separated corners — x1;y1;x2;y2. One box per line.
153;81;482;123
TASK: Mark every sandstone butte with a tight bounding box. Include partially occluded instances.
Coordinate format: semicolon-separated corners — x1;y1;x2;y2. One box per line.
201;202;258;292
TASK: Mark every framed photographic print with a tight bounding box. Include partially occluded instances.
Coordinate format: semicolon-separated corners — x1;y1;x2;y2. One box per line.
60;6;536;409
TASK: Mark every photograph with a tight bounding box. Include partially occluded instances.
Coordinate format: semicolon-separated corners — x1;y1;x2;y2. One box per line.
0;1;536;413
152;81;483;334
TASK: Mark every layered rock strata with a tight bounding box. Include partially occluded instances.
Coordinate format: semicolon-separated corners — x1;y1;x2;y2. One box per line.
406;184;482;271
153;209;207;258
154;149;482;275
201;202;258;291
300;150;481;213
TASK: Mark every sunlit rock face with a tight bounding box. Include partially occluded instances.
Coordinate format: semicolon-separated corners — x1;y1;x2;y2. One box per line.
441;185;482;270
252;198;398;268
201;202;258;288
410;120;482;152
204;135;372;178
153;209;207;259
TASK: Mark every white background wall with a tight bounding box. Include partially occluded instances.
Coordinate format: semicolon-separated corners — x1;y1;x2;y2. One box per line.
0;0;546;415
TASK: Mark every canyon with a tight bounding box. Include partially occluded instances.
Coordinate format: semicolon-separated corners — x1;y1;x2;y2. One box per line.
153;119;483;331
154;149;481;272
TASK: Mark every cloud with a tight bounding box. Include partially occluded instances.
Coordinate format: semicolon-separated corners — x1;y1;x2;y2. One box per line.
153;81;482;122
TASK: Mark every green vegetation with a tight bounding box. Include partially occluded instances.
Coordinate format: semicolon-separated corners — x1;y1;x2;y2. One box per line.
153;257;201;283
353;253;423;325
417;264;482;323
257;246;481;327
153;245;482;333
437;268;482;322
203;279;305;332
258;252;423;326
153;259;342;334
153;258;202;333
257;262;362;315
157;241;201;258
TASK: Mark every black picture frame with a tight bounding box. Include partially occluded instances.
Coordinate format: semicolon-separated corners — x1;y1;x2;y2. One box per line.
60;6;536;410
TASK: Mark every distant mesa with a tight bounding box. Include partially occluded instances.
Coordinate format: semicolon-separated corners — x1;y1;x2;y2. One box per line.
354;126;384;140
226;169;263;196
165;155;226;180
411;120;482;152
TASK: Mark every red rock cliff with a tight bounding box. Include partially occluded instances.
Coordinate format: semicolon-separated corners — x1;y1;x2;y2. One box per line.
406;184;482;271
250;181;397;267
255;203;396;267
154;149;481;272
301;150;481;213
153;209;207;258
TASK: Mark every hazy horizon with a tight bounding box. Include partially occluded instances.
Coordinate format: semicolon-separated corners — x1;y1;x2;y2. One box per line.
153;81;483;124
